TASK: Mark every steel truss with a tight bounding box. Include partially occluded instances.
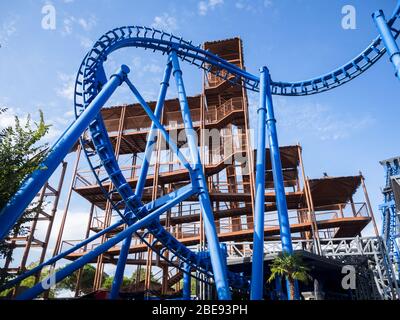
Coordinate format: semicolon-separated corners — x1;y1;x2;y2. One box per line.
379;157;400;279
226;237;400;300
0;2;399;301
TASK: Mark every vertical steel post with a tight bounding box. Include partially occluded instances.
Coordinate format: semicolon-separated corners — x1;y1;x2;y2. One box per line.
359;171;379;236
250;67;268;300
183;263;191;300
263;68;296;299
0;65;130;241
264;68;293;254
275;276;283;300
373;10;400;80
135;60;172;199
109;231;133;299
170;50;231;300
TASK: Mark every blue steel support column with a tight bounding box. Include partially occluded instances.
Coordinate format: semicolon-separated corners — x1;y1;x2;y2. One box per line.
183;263;191;300
264;68;296;300
0;65;130;241
264;68;293;254
109;231;133;299
250;67;268;300
135;60;172;199
373;10;400;80
169;50;231;300
275;276;283;300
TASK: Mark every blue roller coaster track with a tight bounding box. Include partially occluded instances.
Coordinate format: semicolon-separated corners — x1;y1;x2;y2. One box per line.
0;3;400;300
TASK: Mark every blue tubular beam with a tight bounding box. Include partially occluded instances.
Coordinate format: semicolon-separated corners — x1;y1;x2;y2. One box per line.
124;77;193;173
16;186;195;300
183;263;191;300
169;50;231;300
145;183;195;212
0;65;130;241
264;68;295;300
109;231;133;299
264;68;293;255
275;276;283;300
0;220;124;292
373;10;400;80
250;67;268;300
135;60;172;199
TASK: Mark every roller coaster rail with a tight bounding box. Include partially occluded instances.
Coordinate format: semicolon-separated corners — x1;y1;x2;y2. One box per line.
0;2;400;301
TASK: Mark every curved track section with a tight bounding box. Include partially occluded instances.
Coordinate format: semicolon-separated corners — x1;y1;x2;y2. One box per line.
72;3;400;294
74;5;400;100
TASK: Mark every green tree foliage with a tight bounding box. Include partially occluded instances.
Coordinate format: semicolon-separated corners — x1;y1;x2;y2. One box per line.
102;268;160;292
0;108;50;285
177;273;196;295
130;268;158;283
268;252;311;300
56;264;107;295
102;275;131;290
0;262;55;298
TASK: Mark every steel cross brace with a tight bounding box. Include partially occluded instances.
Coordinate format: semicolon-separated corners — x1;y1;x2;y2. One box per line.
123;49;231;299
373;8;400;80
15;184;197;300
0;66;130;241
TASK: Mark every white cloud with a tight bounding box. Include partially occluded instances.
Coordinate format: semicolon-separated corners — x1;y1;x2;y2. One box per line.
56;73;75;101
64;110;75;118
151;13;178;32
0;15;18;46
143;63;162;73
0;107;45;131
235;0;272;13
198;0;224;16
247;95;374;142
273;98;374;141
131;56;142;69
78;35;92;49
61;15;96;36
62;16;75;35
78;16;96;32
264;0;273;8
0;107;64;146
198;1;208;15
0;107;18;129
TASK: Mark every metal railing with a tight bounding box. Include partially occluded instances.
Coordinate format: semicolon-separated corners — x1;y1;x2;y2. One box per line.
205;97;243;124
224;236;388;261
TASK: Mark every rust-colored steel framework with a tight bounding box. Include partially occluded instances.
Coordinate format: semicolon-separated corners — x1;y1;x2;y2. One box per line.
2;2;400;299
43;38;379;297
1;162;67;296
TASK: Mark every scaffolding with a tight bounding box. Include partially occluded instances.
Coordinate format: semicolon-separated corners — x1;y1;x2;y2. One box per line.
1;24;398;298
1;162;67;296
379;157;400;277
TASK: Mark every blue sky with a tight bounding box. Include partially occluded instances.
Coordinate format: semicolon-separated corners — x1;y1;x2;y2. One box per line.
0;0;399;275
